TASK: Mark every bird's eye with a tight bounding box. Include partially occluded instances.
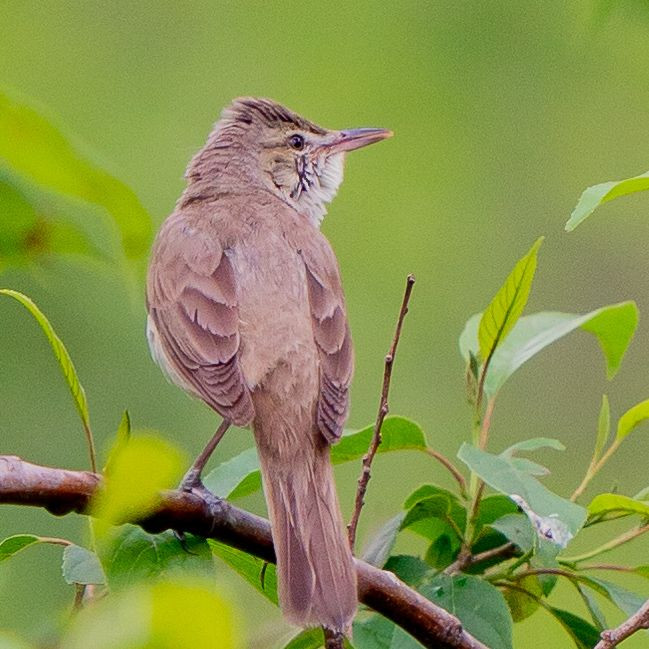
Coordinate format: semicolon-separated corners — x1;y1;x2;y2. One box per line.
288;134;305;150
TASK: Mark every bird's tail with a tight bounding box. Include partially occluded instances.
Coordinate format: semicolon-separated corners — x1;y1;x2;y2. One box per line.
254;418;357;633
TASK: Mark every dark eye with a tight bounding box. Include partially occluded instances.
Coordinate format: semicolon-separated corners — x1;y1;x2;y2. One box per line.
288;134;305;150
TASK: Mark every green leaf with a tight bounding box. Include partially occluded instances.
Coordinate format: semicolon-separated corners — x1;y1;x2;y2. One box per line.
587;493;649;521
576;583;607;630
424;530;461;569
362;512;405;568
0;534;40;562
616;398;649;442
566;170;649;232
60;578;237;649
333;416;428;462
478;237;543;364
503;575;542;622
203;447;260;500
595;395;611;461
501;438;565;456
583;576;645;618
421;574;513;649
62;544;106;585
0;289;91;434
353;615;423;649
458;444;587;543
383;555;430;587
401;495;466;536
473;495;519;534
490;514;535;553
282;629;325;649
204;416;428;501
92;433;185;533
548;607;601;649
460;302;638;396
100;526;212;589
209;541;278;605
0;90;151;258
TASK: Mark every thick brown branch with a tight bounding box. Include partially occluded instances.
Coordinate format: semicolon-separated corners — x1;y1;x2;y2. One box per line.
348;274;415;550
0;455;488;649
593;597;649;649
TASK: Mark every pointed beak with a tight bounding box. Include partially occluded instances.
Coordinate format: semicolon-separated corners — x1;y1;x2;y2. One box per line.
326;127;393;153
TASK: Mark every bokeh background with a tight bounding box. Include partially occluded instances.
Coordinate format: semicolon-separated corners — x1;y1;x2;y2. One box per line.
2;1;649;647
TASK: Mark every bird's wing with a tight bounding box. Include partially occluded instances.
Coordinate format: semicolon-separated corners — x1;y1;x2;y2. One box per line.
146;215;254;426
299;240;353;444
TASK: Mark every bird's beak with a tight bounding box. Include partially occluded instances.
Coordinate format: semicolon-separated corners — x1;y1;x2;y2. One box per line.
326;127;393;153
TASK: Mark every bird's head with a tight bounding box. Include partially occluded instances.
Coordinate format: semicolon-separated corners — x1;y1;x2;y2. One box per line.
187;97;392;226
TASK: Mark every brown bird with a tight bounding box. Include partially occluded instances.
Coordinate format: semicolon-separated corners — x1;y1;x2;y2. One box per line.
146;98;391;634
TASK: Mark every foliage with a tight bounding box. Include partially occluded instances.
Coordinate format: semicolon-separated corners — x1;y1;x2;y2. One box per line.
3;93;649;649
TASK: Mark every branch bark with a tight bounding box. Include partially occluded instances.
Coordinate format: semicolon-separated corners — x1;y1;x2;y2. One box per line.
0;455;488;649
593;597;649;649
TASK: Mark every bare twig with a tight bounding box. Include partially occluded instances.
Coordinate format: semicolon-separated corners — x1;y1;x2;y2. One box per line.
446;542;516;575
561;524;649;564
347;274;416;551
594;597;649;649
0;455;488;649
424;447;468;499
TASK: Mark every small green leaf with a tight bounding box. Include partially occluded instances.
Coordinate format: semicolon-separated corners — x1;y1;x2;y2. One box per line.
616;398;649;442
548;607;601;649
62;545;106;585
587;493;649;521
0;90;151;258
473;495;519;533
490;514;535;553
282;629;325;649
203;447;260;500
583;577;645;618
353;614;422;649
92;433;185;534
595;395;611;461
576;583;607;630
0;289;91;435
501;438;565;457
362;512;405;568
332;416;427;462
421;574;513;649
383;555;430;587
460;302;638;396
209;541;278;605
101;526;212;589
503;575;542;622
478;237;543;364
458;444;587;541
0;534;40;562
401;496;466;537
566;170;649;232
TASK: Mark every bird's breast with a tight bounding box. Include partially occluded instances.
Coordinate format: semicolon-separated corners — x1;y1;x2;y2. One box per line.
227;228;318;394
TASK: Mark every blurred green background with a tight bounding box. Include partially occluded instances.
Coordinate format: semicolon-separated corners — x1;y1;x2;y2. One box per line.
2;1;649;647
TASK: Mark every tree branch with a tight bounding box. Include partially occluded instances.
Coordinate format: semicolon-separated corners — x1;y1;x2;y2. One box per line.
0;455;488;649
348;274;415;550
593;597;649;649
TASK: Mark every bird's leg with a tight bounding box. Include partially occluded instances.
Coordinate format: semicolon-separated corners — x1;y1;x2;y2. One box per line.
179;418;231;496
175;419;230;548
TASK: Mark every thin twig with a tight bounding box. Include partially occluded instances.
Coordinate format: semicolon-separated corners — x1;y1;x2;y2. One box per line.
347;274;415;551
0;455;489;649
593;597;649;649
445;542;516;575
561;524;649;564
424;448;468;499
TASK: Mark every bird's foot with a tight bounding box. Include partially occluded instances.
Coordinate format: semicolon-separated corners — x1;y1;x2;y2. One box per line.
174;472;224;549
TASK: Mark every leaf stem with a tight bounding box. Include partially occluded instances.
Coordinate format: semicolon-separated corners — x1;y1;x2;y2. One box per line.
424;448;468;499
571;439;620;502
560;523;649;564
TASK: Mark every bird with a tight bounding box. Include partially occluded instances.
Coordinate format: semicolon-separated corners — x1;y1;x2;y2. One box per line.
146;97;392;635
